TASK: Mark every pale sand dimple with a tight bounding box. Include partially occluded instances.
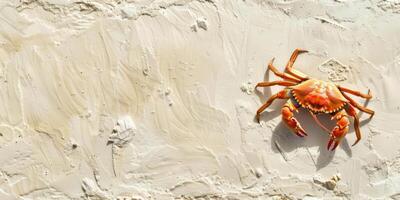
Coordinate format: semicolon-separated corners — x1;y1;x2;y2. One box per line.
0;0;399;199
318;58;350;82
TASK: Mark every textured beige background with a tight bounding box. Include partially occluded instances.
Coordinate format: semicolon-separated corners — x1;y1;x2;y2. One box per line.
0;0;400;199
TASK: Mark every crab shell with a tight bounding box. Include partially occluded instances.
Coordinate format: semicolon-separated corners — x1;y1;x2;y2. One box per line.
290;79;348;114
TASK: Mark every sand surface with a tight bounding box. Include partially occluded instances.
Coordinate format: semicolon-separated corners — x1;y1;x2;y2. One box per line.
0;0;400;199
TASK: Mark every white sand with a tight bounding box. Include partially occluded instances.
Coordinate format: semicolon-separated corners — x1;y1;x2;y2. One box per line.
0;0;399;199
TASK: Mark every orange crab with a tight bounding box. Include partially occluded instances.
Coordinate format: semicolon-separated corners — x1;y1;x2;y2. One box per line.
255;49;374;151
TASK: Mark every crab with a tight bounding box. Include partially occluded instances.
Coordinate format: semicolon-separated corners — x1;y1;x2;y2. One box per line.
255;49;374;151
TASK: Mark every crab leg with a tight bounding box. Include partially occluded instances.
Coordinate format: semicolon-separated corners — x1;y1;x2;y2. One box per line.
341;92;374;118
345;104;362;146
338;86;372;99
309;111;331;134
256;90;289;122
281;100;307;137
285;49;309;81
267;58;302;83
327;110;350;151
255;80;297;89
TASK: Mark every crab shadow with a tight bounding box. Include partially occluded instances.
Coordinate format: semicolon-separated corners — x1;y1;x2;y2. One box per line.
254;66;373;170
269;110;349;170
268;106;372;170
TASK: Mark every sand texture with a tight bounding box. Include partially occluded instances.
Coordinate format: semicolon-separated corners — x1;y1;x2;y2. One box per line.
0;0;400;199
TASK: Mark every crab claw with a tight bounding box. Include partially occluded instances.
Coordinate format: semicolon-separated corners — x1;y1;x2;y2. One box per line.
289;118;308;137
327;122;349;151
282;102;308;137
327;135;340;151
326;110;350;151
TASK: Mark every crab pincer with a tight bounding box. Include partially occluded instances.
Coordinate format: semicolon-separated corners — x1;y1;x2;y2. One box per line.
327;128;347;151
327;110;350;151
281;100;308;137
287;118;307;137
